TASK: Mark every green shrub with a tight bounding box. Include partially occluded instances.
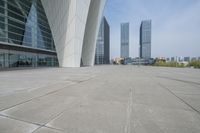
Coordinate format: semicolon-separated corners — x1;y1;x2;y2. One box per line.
188;61;200;68
153;61;185;68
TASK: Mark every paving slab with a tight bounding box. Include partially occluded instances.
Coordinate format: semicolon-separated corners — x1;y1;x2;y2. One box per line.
33;127;64;133
0;66;200;133
46;101;127;133
0;116;38;133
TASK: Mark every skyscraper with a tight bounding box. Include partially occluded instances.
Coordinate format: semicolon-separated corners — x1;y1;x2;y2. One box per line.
95;17;110;64
121;23;129;58
140;20;152;59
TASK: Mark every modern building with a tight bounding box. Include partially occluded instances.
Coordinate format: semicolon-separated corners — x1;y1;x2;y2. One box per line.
178;57;183;62
171;57;175;62
191;57;197;61
166;58;170;62
95;16;110;64
184;57;190;62
140;20;151;59
0;0;106;69
120;23;129;58
131;57;154;65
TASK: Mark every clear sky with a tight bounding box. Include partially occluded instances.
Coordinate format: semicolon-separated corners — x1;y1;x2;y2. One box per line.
103;0;200;59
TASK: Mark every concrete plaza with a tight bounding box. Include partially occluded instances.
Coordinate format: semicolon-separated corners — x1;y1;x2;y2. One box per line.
0;66;200;133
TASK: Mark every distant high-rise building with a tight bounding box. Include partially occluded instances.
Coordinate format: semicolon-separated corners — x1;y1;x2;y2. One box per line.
95;17;110;64
121;23;129;58
178;57;183;62
166;58;170;61
171;57;175;62
140;20;152;59
191;57;197;61
184;57;190;62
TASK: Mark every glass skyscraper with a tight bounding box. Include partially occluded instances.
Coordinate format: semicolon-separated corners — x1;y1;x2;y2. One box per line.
0;0;58;69
95;17;110;64
140;20;151;59
121;23;129;58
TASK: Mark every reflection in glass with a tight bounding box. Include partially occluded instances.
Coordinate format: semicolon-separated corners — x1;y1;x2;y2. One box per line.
0;0;56;51
0;0;59;69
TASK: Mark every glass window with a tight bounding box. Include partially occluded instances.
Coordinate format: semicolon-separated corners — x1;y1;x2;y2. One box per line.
0;0;58;68
0;0;56;51
0;53;5;68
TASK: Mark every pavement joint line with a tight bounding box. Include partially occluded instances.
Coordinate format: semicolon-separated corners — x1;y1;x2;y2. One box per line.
31;125;65;133
157;76;200;86
172;93;200;96
158;83;200;116
42;100;82;130
0;113;64;133
0;81;74;111
0;77;96;112
31;126;42;133
0;114;43;126
124;88;133;133
0;83;70;112
0;75;99;132
65;77;96;84
43;125;65;132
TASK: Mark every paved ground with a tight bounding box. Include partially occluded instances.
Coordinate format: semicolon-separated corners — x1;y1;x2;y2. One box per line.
0;65;200;133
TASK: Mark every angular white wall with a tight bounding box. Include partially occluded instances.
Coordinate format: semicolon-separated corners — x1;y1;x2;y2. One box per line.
41;0;106;67
82;0;106;66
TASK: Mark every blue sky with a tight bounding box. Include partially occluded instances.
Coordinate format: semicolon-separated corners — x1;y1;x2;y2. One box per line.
103;0;200;58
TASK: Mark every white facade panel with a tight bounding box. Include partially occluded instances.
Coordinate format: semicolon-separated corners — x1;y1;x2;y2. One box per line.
41;0;106;67
82;0;107;66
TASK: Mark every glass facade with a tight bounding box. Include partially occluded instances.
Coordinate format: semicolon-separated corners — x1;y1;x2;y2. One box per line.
95;17;110;65
0;0;58;69
140;20;151;59
0;49;58;68
121;23;129;58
